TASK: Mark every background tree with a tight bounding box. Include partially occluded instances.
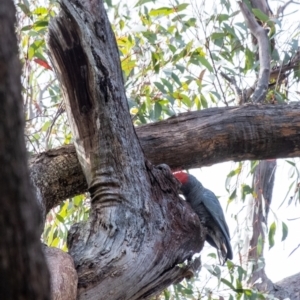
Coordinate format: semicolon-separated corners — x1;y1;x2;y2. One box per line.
4;0;300;299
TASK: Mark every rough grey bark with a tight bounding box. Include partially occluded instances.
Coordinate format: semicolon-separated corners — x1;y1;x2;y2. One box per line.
0;0;50;298
48;0;204;299
30;103;300;216
30;145;86;213
273;272;300;299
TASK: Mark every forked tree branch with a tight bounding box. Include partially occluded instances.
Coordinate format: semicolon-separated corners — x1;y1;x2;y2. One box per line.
47;0;204;299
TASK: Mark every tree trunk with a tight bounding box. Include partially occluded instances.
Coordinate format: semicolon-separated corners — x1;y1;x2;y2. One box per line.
0;0;50;298
48;1;204;299
247;160;276;291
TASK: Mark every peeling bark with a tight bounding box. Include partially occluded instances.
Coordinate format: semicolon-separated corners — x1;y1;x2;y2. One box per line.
48;1;204;299
247;160;276;291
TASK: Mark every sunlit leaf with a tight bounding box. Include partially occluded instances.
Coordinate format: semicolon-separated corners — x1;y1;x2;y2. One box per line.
41;121;51;132
130;107;139;115
252;8;269;23
257;234;263;256
32;7;48;16
268;222;276;249
149;7;173;17
121;58;136;76
51;237;60;247
282;222;288;242
227;165;242;178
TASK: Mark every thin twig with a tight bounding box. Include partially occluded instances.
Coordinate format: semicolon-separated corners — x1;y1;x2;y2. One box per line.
220;72;256;104
289;243;300;257
287;216;300;221
220;72;243;104
205;39;229;106
270;48;300;90
44;102;65;150
276;0;300;17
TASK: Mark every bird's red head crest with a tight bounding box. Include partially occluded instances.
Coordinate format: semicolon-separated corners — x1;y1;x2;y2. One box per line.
173;171;189;184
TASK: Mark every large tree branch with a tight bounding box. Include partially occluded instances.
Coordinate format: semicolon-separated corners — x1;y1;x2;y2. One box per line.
47;0;203;299
30;103;300;213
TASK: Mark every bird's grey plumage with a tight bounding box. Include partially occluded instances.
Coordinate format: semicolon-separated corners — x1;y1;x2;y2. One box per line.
177;173;233;264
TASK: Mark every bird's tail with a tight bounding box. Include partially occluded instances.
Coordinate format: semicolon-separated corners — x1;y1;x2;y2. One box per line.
219;242;229;265
207;231;229;265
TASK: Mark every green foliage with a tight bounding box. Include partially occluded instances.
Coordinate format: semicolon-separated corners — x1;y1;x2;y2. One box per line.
201;262;266;299
281;221;288;242
267;218;289;251
268;222;276;250
43;195;90;250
